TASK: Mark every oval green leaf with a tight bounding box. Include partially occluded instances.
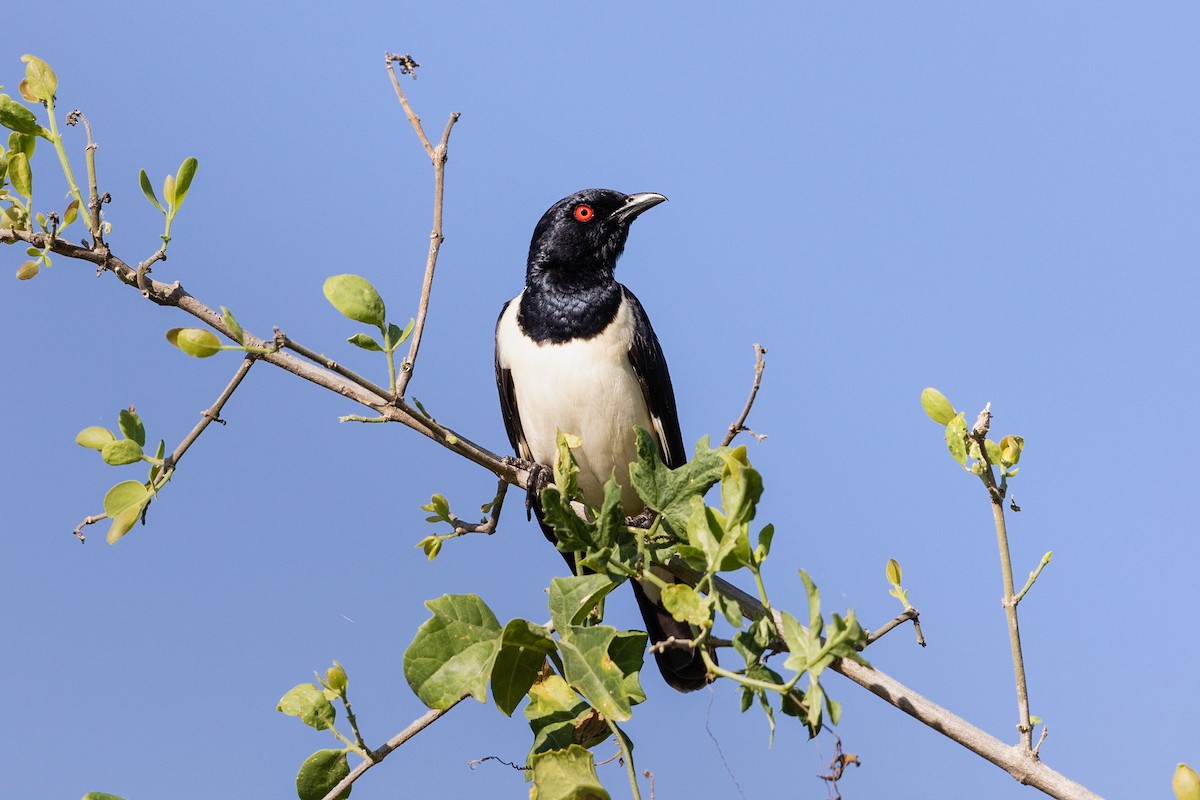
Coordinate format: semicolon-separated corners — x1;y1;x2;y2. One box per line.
20;55;57;103
118;409;146;447
8;151;31;197
103;480;152;518
101;439;144;466
173;157;198;210
139;169;164;212
166;327;222;358
886;558;902;586
323;274;386;328
220;306;244;345
295;749;351;800
162;174;176;212
346;332;382;351
920;387;956;425
1175;764;1200;800
277;683;336;730
0;94;47;139
76;426;116;451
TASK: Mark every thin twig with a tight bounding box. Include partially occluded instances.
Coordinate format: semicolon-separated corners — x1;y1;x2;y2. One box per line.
385;53;434;158
865;608;925;647
450;478;508;535
969;404;1034;751
1013;551;1053;606
319;693;471;800
394;111;460;396
164;356;255;469
720;343;768;447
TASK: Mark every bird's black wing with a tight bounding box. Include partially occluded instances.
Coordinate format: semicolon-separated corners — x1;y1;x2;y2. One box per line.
621;286;686;469
495;300;528;460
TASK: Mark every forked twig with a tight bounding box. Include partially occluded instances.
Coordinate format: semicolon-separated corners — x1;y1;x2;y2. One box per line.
721;343;768;447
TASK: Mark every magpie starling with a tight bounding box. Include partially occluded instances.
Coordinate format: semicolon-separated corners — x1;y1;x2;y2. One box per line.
495;188;711;692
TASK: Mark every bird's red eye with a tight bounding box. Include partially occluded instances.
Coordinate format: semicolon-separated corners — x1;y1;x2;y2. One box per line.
573;204;594;222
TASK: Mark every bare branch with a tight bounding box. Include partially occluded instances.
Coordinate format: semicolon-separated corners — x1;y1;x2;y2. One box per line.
720;343;768;447
865;608;926;648
395;110;459;397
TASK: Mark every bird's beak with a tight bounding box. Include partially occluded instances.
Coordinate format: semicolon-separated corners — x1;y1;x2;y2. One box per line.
613;192;668;223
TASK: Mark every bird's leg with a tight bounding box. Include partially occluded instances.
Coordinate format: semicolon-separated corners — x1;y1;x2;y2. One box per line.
525;462;552;521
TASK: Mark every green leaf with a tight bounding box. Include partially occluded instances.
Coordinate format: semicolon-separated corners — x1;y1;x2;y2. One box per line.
8;132;34;158
754;523;775;564
526;674;608;756
63;198;79;226
346;332;382;351
166;327;222;358
277;683;336;730
921;387;956;425
118;409;146;447
945;413;968;466
984;438;1003;465
139;169;164;213
491;619;558;716
1174;763;1200;800
717;591;744;628
82;794;128;800
172;157;198;210
20;55;57;103
220;307;245;345
403;594;503;708
0;94;48;139
385;318;415;352
103;480;152;543
324;661;348;694
1000;435;1024;467
606;630;647;706
661;583;710;627
529;745;611;800
162;173;175;213
323;274;386;329
8;151;31;197
886;558;902;586
720;447;763;529
101;439;144;466
548;574;620;632
295;749;351;800
629;429;726;533
558;624;636;722
76;426;116;451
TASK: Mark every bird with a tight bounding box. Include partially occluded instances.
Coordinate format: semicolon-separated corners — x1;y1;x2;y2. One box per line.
495;188;711;692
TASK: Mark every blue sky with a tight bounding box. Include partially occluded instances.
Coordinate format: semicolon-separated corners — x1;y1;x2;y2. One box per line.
3;3;1198;798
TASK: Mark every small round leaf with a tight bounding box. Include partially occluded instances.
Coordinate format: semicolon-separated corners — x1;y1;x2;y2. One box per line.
101;439;145;466
920;387;956;425
277;683;336;730
295;749;351;800
323;274;386;328
166;328;222;358
1175;764;1200;800
76;426;116;451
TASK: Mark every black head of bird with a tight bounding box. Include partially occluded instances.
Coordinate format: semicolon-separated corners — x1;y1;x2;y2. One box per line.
526;189;667;289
